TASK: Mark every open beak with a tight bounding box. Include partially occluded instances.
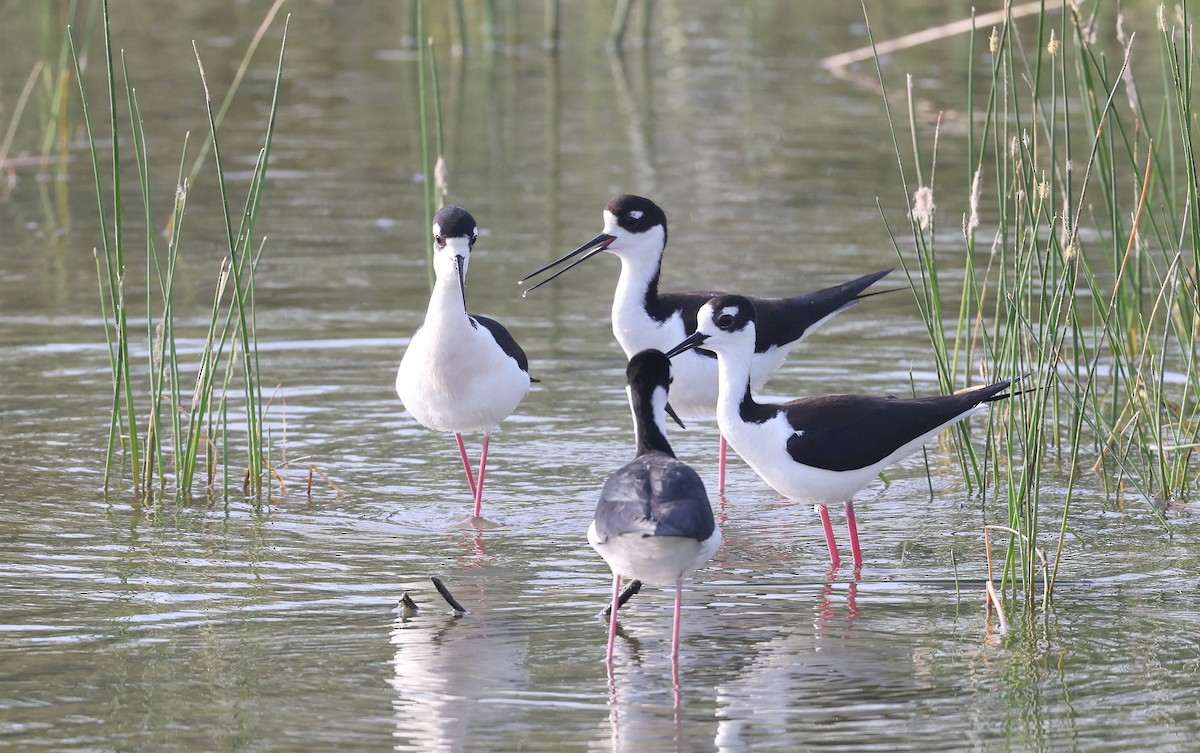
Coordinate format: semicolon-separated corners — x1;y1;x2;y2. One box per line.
518;233;616;296
664;331;709;359
455;255;468;310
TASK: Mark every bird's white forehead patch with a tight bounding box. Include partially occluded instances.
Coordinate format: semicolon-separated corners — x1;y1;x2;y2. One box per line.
719;305;740;319
629;209;643;220
432;222;442;236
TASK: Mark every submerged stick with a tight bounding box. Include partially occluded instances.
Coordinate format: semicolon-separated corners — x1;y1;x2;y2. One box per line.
982;527;1007;634
599;579;642;620
305;464;342;499
985;580;1008;634
431;576;468;615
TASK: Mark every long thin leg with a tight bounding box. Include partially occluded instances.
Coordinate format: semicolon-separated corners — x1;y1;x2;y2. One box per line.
846;498;863;568
817;504;840;569
473;433;491;519
606;573;621;666
455;433;477;498
670;582;684;715
671;577;683;663
717;435;728;495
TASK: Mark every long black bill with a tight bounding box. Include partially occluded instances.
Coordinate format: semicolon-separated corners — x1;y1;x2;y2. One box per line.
518;233;615;297
454;255;468;310
664;331;709;359
665;402;686;430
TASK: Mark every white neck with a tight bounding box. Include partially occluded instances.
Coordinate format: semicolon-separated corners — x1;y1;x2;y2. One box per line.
426;239;471;324
711;332;757;430
612;250;660;310
425;272;466;322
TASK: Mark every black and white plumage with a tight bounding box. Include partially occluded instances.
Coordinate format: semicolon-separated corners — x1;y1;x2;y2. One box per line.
666;294;1018;569
520;194;891;493
396;205;533;520
588;349;721;665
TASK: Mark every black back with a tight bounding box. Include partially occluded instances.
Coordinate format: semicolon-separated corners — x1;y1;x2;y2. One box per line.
737;383;1014;472
706;293;1017;472
653;272;891;356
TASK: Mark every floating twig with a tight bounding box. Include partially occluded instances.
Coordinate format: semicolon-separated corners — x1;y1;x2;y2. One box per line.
431;576;468;615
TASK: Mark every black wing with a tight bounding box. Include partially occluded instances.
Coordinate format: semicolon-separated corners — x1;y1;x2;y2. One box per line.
657;270;890;355
593;453;715;543
750;269;892;352
781;381;1012;471
471;314;531;375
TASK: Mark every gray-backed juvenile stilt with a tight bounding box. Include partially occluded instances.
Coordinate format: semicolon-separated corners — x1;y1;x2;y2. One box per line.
588;349;721;665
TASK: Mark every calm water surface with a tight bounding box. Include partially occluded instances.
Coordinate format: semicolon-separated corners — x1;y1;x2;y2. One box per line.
1;2;1197;751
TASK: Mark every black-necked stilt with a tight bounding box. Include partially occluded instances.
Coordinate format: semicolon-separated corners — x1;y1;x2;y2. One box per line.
396;205;533;520
520;194;891;493
589;349;721;665
665;295;1020;570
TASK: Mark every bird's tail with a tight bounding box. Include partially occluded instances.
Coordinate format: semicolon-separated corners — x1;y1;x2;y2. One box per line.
965;372;1037;404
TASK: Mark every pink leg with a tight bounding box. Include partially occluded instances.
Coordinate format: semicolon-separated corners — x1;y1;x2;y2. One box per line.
817;504;841;569
846;499;863;568
606;573;621;666
671;617;682;706
671;577;683;663
717;435;728;495
472;433;490;519
455;433;477;498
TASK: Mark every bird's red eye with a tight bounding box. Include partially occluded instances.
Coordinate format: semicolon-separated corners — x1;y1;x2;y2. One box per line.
717;314;735;329
435;235;445;248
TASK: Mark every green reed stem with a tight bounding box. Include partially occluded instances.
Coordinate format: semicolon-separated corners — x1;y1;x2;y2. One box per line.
119;52;165;495
100;0;138;492
865;2;1200;606
69;0;139;494
180;259;231;492
417;0;435;289
165;139;190;491
429;36;447;202
190;17;287;498
185;0;287;188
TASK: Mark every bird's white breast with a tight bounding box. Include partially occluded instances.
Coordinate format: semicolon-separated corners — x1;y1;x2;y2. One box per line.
396;314;529;434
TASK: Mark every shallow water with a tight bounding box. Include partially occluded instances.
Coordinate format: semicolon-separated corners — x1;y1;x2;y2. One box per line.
2;2;1197;752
